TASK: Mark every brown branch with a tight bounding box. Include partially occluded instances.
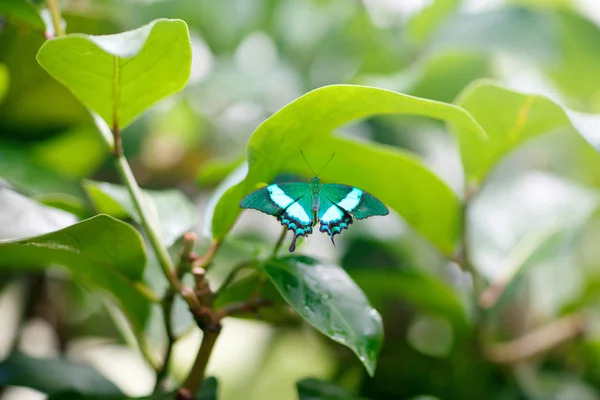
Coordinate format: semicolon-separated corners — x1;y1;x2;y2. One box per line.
486;314;586;364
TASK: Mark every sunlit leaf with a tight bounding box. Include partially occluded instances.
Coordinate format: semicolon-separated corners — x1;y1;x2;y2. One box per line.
262;255;383;376
209;84;484;252
454;81;600;186
0;352;121;396
0;215;152;330
84;181;197;246
37;19;191;130
284;135;461;254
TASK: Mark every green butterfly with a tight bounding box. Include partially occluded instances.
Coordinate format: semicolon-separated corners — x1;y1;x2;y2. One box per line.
240;153;389;252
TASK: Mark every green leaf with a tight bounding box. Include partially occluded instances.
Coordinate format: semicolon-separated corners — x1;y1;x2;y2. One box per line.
209;84;484;248
0;0;45;30
0;352;121;396
0;188;77;240
297;378;363;400
84;181;197;246
36;19;191;130
0;215;152;331
453;80;600;185
284;135;461;254
46;377;218;400
262;255;383;376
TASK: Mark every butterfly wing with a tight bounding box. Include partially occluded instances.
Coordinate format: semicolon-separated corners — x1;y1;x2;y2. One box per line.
240;183;314;252
318;184;388;243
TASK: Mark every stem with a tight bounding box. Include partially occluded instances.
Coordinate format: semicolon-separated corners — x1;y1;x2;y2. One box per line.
155;233;197;392
272;227;287;258
180;330;220;397
486;314;585;363
46;0;65;37
214;260;254;298
113;155;180;292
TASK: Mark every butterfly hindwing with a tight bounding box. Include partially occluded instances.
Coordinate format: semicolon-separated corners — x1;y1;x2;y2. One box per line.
318;184;389;243
240;183;314;251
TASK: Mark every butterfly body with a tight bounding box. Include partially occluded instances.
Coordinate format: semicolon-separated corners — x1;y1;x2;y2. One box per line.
240;177;388;252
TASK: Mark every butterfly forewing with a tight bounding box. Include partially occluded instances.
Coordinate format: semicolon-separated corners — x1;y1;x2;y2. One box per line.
318;184;389;243
240;183;314;251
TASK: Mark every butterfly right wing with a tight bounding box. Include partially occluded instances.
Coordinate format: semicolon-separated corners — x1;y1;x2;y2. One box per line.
240;183;314;251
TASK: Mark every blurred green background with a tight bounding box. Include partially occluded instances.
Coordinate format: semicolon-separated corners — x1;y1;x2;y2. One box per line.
5;0;600;399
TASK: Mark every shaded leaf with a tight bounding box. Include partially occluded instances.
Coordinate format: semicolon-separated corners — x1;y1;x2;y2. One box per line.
262;255;383;376
0;0;44;30
0;352;121;396
297;378;363;400
0;188;77;240
209;84;484;250
84;181;197;246
47;377;218;400
37;19;191;130
0;215;152;331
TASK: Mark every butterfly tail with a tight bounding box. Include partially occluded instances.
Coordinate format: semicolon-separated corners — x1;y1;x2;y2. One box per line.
289;234;304;252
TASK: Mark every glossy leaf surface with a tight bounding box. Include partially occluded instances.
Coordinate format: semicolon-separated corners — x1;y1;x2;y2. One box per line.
262;255;383;376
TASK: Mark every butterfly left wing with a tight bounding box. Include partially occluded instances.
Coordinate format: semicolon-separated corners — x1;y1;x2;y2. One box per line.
318;184;388;243
240;183;314;252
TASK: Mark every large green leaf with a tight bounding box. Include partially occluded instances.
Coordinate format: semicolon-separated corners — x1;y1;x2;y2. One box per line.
0;215;152;330
283;135;461;254
0;352;121;396
84;181;197;246
0;0;45;31
453;81;600;186
37;19;191;130
262;255;383;376
209;84;484;250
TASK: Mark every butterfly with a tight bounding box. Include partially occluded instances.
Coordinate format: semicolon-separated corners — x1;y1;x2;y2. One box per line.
240;153;389;252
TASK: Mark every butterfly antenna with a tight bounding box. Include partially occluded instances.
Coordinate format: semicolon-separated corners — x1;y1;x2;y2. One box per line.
316;152;336;177
300;150;317;176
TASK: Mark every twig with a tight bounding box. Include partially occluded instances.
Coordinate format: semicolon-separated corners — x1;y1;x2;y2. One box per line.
486;314;586;364
214;260;255;299
272;226;287;258
178;269;222;397
216;298;273;320
46;0;65;37
155;232;197;392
